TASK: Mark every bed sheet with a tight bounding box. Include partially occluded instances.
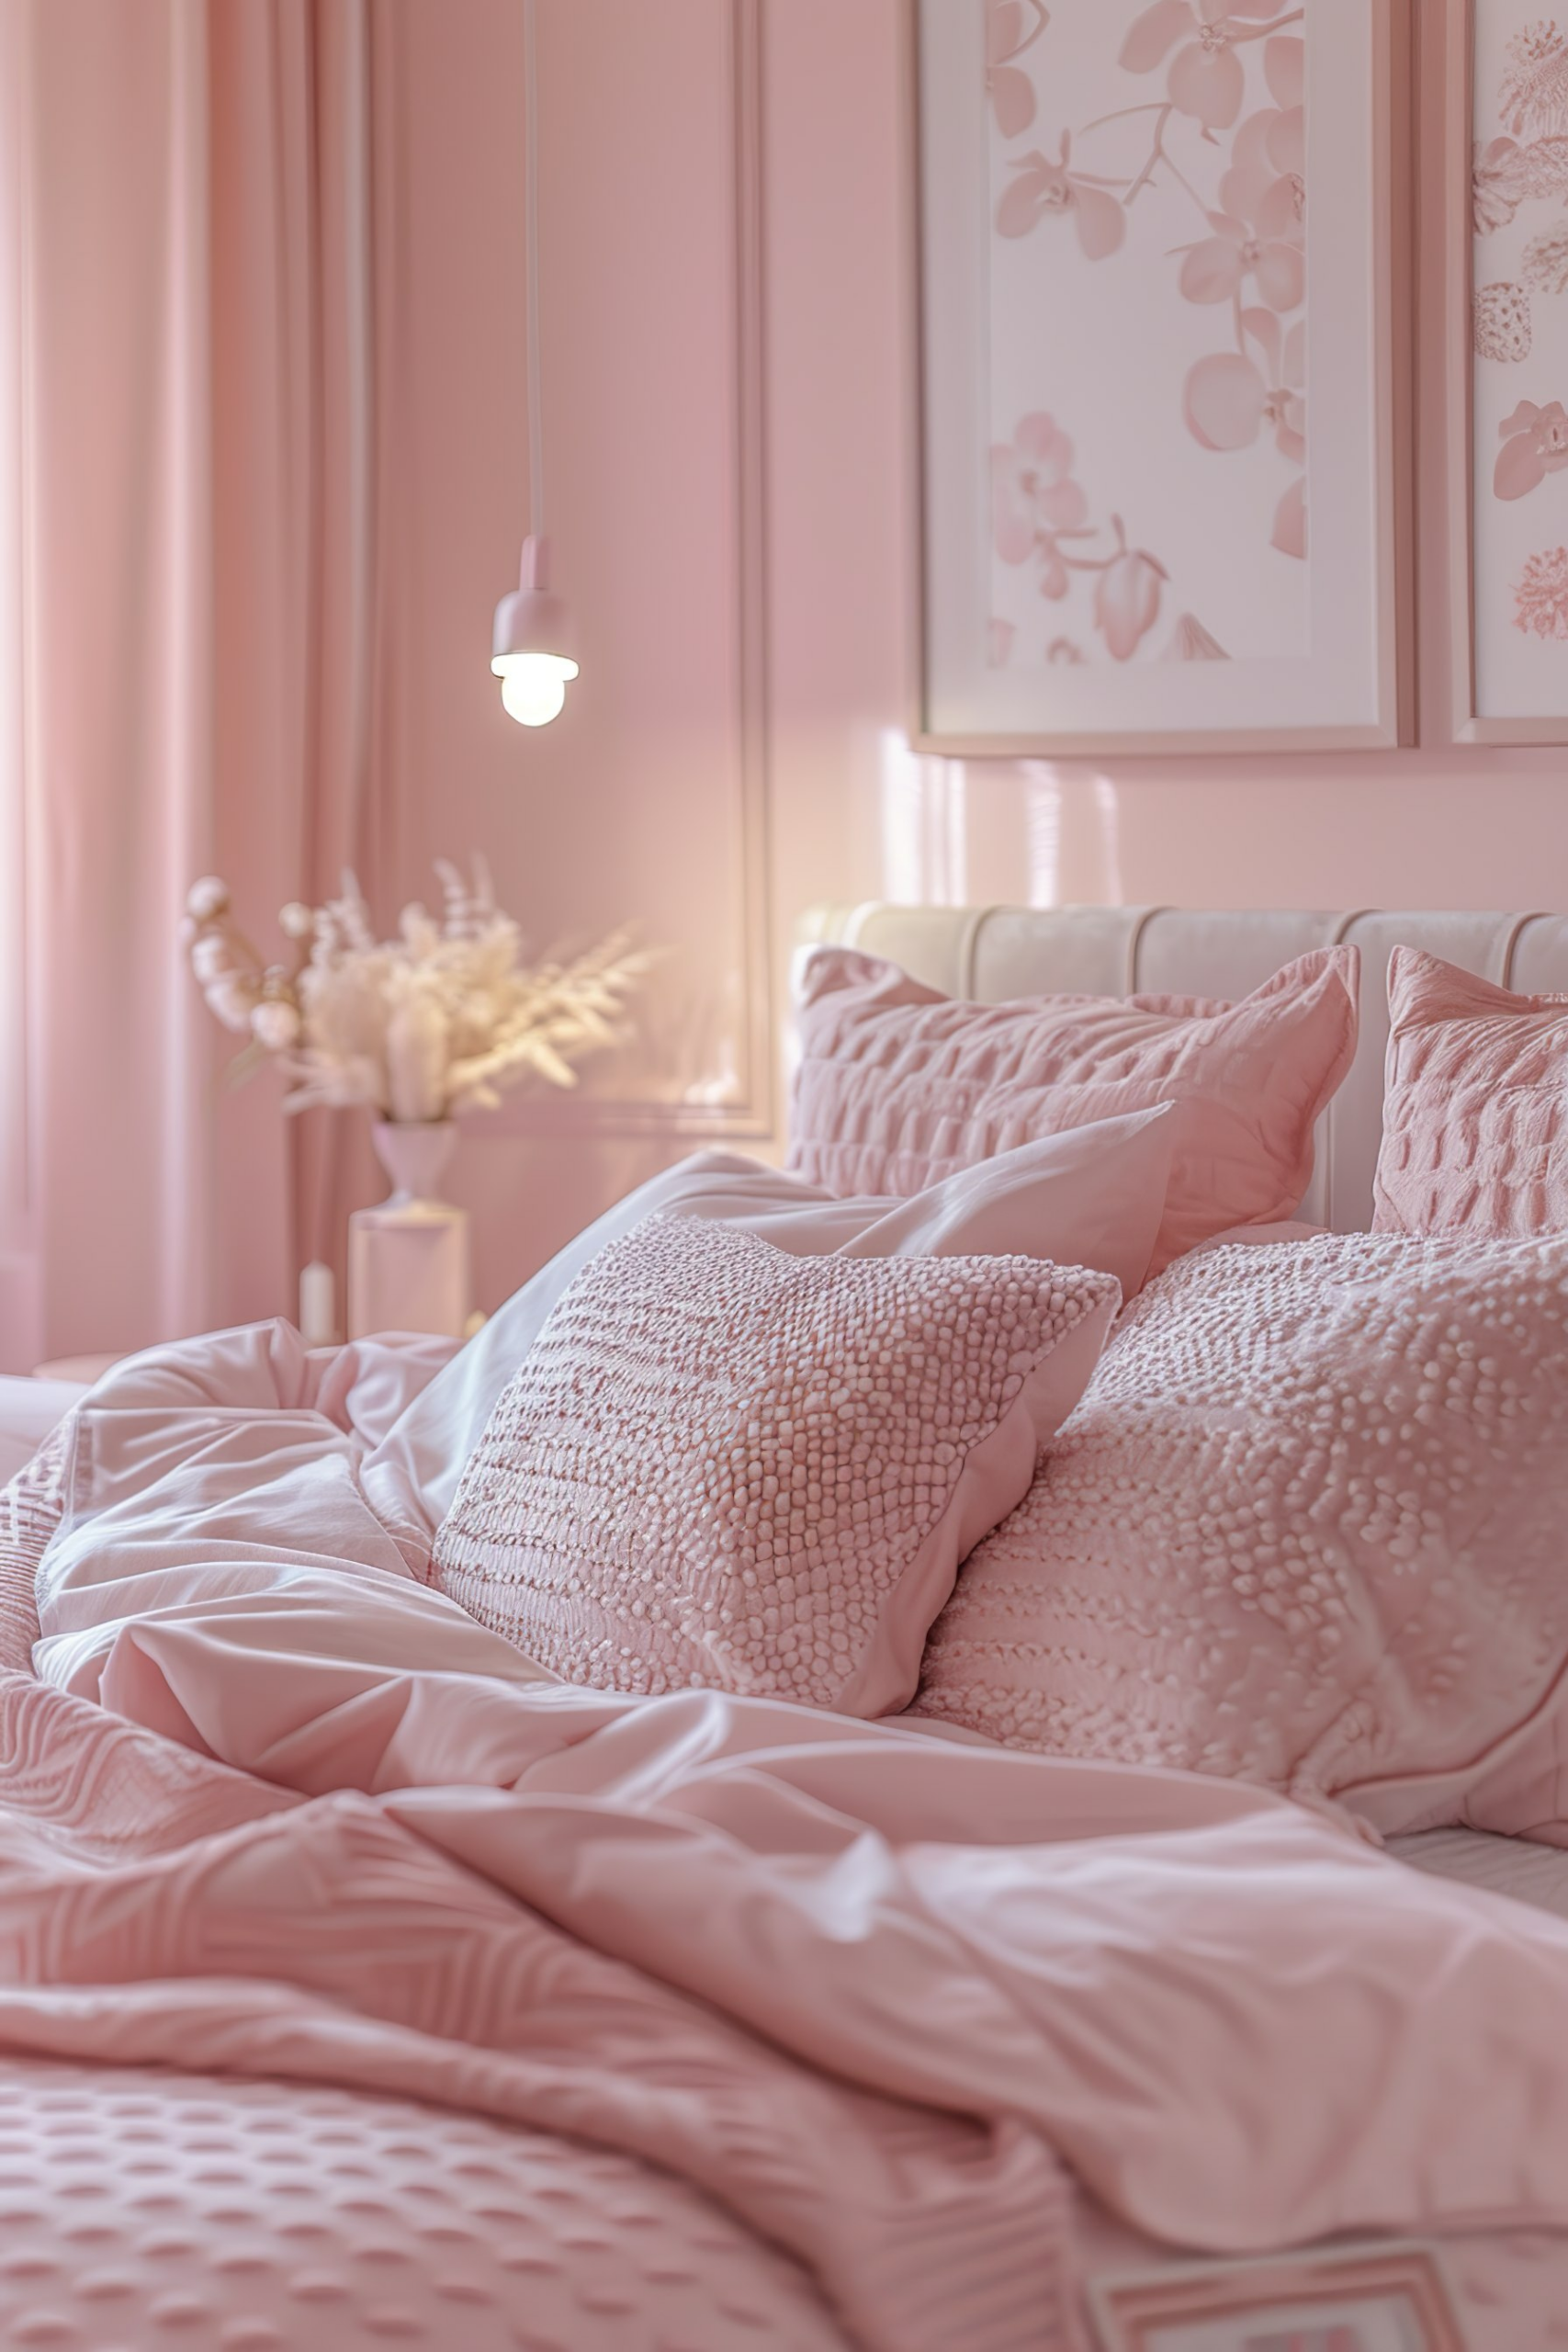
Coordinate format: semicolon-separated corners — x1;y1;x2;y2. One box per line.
6;1327;1568;2350
1072;1828;1568;2348
0;2058;847;2352
0;1365;855;2349
1393;1826;1568;1919
0;2050;1559;2352
0;1376;86;1486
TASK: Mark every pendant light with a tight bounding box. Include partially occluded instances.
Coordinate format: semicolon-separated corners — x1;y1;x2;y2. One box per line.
492;0;579;727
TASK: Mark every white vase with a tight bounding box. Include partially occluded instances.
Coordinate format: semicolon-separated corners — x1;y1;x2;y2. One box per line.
347;1120;471;1340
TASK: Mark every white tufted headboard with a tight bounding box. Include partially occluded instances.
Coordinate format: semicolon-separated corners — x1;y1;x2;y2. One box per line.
797;905;1568;1234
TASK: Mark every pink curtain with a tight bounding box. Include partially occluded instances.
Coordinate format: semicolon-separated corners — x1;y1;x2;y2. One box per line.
0;0;393;1372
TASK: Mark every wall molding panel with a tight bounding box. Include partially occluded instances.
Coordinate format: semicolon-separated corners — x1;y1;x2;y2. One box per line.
485;0;776;1147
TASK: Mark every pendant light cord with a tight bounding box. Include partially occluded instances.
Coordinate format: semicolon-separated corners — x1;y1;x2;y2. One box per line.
524;0;546;540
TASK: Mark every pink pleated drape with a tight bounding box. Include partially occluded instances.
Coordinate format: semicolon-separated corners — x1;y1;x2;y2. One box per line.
0;0;392;1372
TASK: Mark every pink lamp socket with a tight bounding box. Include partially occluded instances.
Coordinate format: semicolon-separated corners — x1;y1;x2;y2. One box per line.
491;534;575;666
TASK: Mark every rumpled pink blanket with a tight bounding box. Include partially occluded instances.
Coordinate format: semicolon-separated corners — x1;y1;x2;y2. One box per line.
8;1324;1568;2351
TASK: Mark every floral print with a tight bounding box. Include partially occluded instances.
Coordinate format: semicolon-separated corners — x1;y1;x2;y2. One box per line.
985;2;1310;670
1513;543;1568;635
1472;21;1568;659
992;416;1169;661
1475;135;1534;232
1119;0;1297;131
1473;129;1568;239
989;0;1308;671
1271;475;1307;560
1524;216;1568;288
1185;311;1304;463
1499;19;1568;137
1095;547;1170;660
1179;207;1303;310
1164;612;1230;659
1220;46;1305;225
998;134;1128;258
987;0;1049;138
1477;278;1537;363
992;413;1089;596
1495;397;1568;497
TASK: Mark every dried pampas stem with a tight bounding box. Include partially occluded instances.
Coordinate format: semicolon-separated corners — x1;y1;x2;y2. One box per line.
183;857;654;1120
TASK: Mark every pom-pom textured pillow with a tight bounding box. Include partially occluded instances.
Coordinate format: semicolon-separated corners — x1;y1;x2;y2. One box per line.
433;1215;1119;1716
378;1108;1173;1532
788;945;1359;1278
911;1230;1568;1832
1373;945;1568;1238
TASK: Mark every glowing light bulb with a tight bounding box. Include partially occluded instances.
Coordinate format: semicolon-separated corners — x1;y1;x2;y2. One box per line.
502;663;563;726
492;650;579;728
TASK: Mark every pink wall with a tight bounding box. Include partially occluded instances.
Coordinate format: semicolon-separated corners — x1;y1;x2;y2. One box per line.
761;0;1568;915
47;0;1542;1335
386;0;1568;1316
365;0;769;1310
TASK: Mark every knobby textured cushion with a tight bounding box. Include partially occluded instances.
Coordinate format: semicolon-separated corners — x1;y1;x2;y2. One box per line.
433;1215;1119;1716
1374;945;1568;1238
372;1109;1173;1531
788;945;1360;1278
912;1230;1568;1831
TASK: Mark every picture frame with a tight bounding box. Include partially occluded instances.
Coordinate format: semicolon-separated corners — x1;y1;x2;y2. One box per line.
1438;0;1568;743
913;0;1411;755
1088;2241;1469;2352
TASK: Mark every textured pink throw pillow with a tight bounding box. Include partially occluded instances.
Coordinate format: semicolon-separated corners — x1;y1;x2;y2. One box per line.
433;1215;1119;1715
1373;945;1568;1238
380;1112;1173;1532
912;1230;1568;1828
789;946;1359;1278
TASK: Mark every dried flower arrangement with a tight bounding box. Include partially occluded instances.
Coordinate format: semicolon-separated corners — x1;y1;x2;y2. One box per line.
183;860;653;1124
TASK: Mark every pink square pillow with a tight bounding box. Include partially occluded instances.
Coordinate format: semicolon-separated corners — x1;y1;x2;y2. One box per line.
1373;945;1568;1237
789;945;1359;1277
433;1215;1119;1716
379;1105;1174;1532
911;1229;1568;1833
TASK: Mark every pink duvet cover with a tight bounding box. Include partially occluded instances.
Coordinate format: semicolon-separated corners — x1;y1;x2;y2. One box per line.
7;1324;1568;2350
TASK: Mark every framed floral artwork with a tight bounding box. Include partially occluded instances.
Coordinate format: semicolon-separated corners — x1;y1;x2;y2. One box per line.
1088;2243;1469;2352
1444;0;1568;740
915;0;1409;753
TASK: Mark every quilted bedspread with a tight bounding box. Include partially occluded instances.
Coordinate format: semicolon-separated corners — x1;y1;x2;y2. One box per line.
2;1322;1568;2352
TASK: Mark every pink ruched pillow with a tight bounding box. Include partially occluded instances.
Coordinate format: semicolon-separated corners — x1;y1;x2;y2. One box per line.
1374;945;1568;1237
789;946;1359;1279
433;1215;1119;1716
912;1230;1568;1833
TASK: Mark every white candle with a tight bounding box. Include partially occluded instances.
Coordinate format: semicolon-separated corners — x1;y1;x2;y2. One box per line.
299;1261;337;1350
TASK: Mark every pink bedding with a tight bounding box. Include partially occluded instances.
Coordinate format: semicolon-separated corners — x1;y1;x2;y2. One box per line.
7;1323;1568;2348
788;944;1359;1276
433;1216;1117;1713
0;1375;87;1484
1374;945;1568;1238
0;2057;849;2351
914;1228;1568;1836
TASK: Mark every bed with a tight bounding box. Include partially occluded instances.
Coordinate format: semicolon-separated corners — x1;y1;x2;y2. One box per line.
3;902;1568;2352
